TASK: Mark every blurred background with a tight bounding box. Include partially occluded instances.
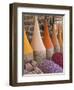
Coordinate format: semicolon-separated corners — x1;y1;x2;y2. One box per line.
23;14;63;42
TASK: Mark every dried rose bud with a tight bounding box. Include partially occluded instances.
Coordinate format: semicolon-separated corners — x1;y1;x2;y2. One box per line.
52;52;63;68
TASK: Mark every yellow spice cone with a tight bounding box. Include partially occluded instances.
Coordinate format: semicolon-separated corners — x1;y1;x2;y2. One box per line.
24;31;33;62
24;31;33;54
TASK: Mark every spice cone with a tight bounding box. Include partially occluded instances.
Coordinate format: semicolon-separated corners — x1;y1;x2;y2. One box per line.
43;20;54;59
57;24;63;53
24;31;33;62
51;24;60;53
31;16;46;63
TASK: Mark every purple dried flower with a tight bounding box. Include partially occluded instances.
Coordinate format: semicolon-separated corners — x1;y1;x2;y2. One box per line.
38;59;63;73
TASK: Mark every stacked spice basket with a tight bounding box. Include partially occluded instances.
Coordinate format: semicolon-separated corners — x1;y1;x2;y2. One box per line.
23;15;63;74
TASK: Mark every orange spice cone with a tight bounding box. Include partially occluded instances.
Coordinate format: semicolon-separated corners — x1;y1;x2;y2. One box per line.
51;24;60;53
24;31;33;63
31;16;46;64
43;20;54;59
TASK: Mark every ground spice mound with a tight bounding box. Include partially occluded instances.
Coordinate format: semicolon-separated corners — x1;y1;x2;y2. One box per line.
52;52;63;68
38;59;63;73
